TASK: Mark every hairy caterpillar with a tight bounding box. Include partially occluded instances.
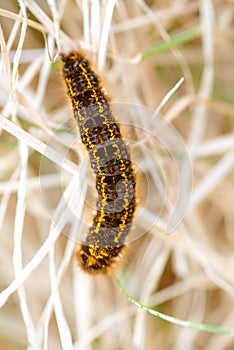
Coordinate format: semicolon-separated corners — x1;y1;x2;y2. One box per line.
61;52;136;274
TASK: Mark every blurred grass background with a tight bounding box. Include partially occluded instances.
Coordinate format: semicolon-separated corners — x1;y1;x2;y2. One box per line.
0;0;234;349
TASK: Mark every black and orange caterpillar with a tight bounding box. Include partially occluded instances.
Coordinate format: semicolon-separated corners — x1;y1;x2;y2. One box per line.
61;52;136;274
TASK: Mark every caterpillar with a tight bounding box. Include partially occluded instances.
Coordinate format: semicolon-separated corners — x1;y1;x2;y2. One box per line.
61;52;136;274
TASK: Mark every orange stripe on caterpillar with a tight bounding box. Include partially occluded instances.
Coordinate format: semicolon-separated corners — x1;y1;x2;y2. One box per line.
61;52;136;274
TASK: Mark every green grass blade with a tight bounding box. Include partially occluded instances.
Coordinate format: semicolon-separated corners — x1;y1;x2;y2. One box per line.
114;276;234;335
141;25;201;60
